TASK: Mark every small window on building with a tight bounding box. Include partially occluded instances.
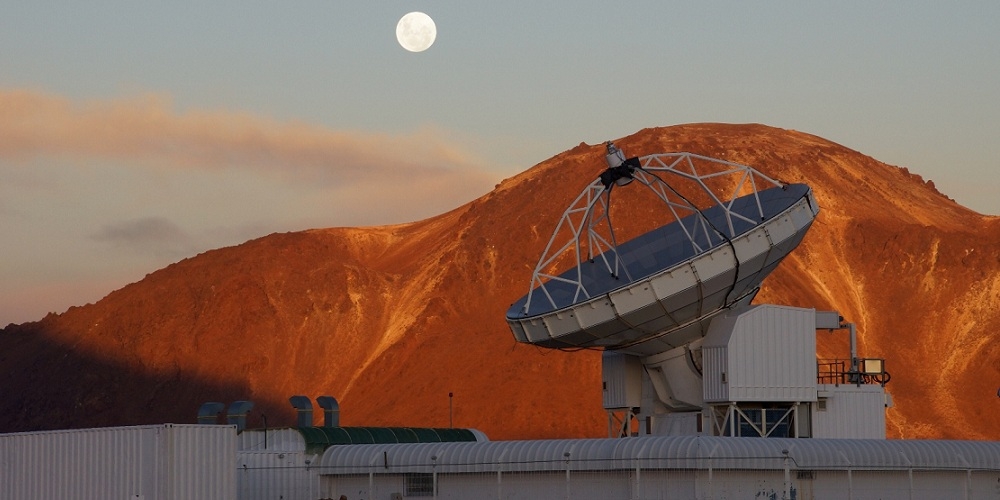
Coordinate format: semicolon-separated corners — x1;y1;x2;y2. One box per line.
405;474;434;497
817;399;827;411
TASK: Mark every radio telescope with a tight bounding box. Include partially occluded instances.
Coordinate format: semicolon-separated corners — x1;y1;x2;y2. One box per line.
506;142;819;357
503;142;894;442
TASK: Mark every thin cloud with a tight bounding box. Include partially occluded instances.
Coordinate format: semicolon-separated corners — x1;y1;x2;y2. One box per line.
0;88;512;327
90;216;197;258
0;87;501;195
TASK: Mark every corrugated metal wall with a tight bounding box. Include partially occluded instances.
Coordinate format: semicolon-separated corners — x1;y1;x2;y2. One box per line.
311;436;1000;500
318;465;999;500
317;435;1000;473
702;345;729;402
813;384;888;439
601;351;642;408
162;424;237;499
704;305;816;403
238;427;305;452
0;424;235;500
236;451;320;500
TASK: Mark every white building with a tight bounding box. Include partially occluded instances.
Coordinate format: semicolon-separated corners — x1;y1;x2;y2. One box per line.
5;422;998;500
0;424;235;500
313;436;1000;500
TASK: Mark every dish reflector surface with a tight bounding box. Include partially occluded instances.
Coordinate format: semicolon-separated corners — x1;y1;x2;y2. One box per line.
506;149;819;355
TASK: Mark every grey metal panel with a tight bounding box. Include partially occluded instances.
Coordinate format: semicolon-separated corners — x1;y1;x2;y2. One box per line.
0;424;236;500
813;385;887;439
236;451;319;500
815;311;842;329
238;428;307;452
703;305;817;403
318;439;592;474
736;305;816;402
602;351;643;409
508;319;529;342
702;346;729;402
166;424;238;499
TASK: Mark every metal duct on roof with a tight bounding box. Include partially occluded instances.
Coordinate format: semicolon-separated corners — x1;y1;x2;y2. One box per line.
196;402;225;425
226;401;254;431
288;395;313;428
316;396;340;427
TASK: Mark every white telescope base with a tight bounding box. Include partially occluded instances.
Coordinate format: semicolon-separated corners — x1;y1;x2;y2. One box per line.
602;304;891;440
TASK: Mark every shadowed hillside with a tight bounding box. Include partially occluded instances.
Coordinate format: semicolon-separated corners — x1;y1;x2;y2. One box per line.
3;123;999;440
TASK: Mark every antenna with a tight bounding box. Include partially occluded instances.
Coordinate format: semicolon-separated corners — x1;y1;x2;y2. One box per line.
506;143;819;356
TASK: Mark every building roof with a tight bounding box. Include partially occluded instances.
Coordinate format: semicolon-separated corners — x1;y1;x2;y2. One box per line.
238;427;487;454
316;435;1000;474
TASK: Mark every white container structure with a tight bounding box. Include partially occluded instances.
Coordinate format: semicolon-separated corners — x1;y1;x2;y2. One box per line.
702;305;818;404
701;305;891;439
812;384;889;439
0;424;236;500
237;451;320;500
233;425;489;500
604;304;893;440
236;427;321;500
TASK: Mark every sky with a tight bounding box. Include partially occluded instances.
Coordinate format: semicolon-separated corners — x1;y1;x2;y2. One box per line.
2;2;998;326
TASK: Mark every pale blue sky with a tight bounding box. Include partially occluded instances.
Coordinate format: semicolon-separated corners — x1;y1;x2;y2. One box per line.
2;2;998;325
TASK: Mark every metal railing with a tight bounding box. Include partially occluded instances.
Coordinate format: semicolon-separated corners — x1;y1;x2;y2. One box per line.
817;358;890;386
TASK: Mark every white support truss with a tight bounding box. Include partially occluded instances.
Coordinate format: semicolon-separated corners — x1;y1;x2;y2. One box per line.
520;152;783;315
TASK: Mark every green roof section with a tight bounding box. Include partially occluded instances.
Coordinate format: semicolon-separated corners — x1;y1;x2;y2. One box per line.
296;427;482;453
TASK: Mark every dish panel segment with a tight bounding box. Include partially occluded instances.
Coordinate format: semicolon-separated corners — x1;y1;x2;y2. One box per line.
507;178;817;355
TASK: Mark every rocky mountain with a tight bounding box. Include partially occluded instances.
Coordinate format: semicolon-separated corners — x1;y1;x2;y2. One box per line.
2;123;998;441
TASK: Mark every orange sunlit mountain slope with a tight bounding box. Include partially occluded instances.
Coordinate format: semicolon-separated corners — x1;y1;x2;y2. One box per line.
2;123;998;440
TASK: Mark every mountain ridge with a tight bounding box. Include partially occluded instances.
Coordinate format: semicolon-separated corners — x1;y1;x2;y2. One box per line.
3;123;998;441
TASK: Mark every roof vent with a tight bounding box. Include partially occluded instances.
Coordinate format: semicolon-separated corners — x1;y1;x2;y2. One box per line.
316;396;340;427
227;401;254;431
197;402;225;425
289;395;314;428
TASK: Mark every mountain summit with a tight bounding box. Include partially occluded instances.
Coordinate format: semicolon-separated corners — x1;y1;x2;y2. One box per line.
3;123;998;440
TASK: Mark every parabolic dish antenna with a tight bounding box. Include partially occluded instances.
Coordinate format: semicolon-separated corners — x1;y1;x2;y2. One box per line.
506;142;819;357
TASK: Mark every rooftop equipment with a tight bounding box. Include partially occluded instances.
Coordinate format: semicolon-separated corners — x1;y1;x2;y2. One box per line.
227;401;254;432
316;396;340;428
289;395;313;428
197;401;225;425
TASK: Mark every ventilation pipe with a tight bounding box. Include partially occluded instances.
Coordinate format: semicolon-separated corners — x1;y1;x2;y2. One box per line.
817;311;862;384
197;402;225;425
316;396;340;427
227;401;254;431
289;395;314;428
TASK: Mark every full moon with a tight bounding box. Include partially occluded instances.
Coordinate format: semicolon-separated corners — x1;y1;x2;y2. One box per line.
396;12;436;52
